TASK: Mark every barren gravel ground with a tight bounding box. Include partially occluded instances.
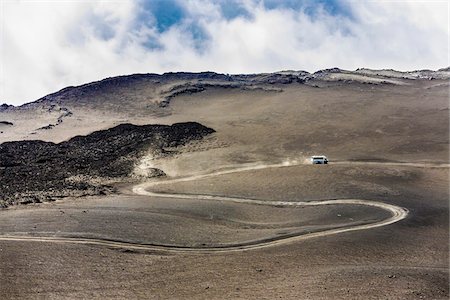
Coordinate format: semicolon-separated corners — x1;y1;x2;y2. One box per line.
0;164;447;299
0;195;391;248
0;73;448;299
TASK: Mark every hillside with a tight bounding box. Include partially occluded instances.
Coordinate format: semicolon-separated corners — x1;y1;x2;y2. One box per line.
1;68;447;171
0;68;448;299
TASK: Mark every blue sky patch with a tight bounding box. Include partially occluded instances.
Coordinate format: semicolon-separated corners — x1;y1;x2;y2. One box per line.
219;1;252;20
138;0;186;33
263;0;353;19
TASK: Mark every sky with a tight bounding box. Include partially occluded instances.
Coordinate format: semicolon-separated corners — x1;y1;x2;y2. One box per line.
1;0;449;106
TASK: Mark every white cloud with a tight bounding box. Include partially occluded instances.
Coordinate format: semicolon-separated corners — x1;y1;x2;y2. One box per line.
1;0;448;105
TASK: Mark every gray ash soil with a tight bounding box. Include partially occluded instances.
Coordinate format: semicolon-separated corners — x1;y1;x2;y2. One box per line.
0;68;448;299
0;122;214;207
0;165;447;300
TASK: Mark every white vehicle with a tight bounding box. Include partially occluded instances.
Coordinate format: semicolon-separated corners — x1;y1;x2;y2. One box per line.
310;155;328;164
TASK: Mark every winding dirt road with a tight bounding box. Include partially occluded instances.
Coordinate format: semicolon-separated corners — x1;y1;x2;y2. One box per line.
0;161;415;253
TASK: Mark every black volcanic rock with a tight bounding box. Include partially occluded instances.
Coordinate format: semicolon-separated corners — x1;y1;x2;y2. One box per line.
0;122;215;207
0;121;13;126
437;67;450;72
0;104;13;111
37;124;55;130
314;68;342;75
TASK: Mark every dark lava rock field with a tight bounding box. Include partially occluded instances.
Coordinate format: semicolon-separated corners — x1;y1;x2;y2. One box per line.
0;122;214;207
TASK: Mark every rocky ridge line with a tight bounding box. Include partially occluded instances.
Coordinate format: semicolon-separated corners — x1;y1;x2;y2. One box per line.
1;67;448;109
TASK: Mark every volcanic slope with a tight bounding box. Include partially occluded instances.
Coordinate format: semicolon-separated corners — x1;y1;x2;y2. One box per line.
0;68;448;299
0;68;448;169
